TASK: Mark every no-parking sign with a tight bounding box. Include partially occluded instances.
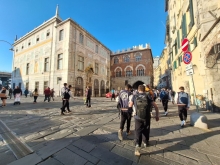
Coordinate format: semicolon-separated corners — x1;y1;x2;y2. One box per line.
182;38;189;52
183;51;192;64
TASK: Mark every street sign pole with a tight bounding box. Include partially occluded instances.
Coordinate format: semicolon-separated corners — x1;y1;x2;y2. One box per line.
189;63;199;112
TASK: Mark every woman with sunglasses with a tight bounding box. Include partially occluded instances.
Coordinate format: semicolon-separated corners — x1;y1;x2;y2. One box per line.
0;87;7;107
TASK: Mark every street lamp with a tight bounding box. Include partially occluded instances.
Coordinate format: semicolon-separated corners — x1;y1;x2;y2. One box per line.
0;40;14;51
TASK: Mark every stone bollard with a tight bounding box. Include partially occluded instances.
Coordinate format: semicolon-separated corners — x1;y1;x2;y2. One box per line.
190;112;208;129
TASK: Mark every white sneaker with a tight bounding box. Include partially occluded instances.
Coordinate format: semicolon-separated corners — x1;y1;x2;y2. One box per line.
181;121;184;127
165;111;168;116
183;120;186;125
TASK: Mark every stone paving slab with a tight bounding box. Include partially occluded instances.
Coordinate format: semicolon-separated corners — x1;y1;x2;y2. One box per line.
90;146;133;165
37;158;63;165
8;153;42;165
67;145;99;164
53;148;87;165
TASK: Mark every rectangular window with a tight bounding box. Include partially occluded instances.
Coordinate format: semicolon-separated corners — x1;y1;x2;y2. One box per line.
57;54;63;70
36;37;39;43
79;33;84;44
44;81;48;90
26;82;29;89
189;0;194;28
59;29;64;41
13;83;15;89
44;58;49;72
57;77;62;84
14;67;17;77
177;30;180;49
194;37;197;48
95;45;98;53
19;82;21;89
78;56;84;71
175;39;178;55
26;63;29;75
46;30;50;38
182;14;187;40
35;82;39;89
95;63;99;74
107;67;110;77
137;70;144;76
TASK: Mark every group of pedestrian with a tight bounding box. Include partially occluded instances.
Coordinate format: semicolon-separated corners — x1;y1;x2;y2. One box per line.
116;83;190;156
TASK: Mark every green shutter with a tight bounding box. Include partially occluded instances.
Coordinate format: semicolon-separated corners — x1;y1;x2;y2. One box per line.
194;37;197;48
175;39;178;55
189;0;194;27
182;14;187;39
177;30;180;49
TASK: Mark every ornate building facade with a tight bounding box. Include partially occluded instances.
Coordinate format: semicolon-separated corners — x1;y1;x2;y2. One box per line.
12;6;111;96
110;44;154;90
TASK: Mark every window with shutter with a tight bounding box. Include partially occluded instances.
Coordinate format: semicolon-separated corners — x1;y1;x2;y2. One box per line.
182;14;187;40
177;30;180;49
189;0;194;28
194;37;197;48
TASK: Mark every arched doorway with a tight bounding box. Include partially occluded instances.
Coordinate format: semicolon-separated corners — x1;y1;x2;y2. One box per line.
106;81;109;93
94;79;99;97
100;80;105;97
75;77;83;96
133;81;144;89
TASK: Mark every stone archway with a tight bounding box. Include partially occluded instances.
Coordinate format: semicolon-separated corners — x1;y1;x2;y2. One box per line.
100;80;105;97
94;79;99;97
133;81;145;90
75;77;83;96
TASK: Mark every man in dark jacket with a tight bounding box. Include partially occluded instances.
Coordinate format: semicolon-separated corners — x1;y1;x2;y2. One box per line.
86;86;92;107
60;85;73;115
44;87;50;102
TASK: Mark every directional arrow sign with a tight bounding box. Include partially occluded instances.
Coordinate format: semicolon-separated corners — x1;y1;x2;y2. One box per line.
182;38;189;52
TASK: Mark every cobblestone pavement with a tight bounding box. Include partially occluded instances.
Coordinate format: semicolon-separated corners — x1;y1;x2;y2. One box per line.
0;96;220;165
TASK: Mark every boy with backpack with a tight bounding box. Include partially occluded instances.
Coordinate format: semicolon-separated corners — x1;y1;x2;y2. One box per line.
131;85;159;156
174;86;190;127
60;84;73;115
160;88;169;116
117;84;133;141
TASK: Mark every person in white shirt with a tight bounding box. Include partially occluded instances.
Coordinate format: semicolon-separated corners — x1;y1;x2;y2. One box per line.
174;86;190;127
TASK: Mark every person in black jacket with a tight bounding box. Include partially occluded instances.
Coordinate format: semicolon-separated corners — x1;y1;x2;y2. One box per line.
86;86;92;107
60;85;73;115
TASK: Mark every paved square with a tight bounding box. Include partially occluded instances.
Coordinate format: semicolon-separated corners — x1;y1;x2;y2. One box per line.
0;96;220;165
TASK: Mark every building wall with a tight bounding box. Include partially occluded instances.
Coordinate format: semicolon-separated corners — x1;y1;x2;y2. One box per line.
110;46;153;90
12;16;111;96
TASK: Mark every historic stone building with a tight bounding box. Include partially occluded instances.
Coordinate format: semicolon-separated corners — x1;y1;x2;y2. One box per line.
11;6;111;96
110;44;153;90
165;0;220;111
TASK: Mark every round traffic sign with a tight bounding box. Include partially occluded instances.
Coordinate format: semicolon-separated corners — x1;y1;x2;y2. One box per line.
182;38;189;52
183;51;192;64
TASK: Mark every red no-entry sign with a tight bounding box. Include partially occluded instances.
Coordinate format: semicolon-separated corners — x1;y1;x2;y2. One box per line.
182;38;189;52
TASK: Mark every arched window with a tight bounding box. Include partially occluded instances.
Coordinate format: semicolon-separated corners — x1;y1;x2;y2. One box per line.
116;70;122;77
135;55;142;62
137;69;145;76
124;55;130;62
125;70;132;77
114;57;119;64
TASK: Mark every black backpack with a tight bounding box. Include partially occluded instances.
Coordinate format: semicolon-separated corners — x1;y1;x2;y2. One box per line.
135;93;149;120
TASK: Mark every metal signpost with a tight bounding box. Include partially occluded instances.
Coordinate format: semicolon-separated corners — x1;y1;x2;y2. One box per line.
183;51;199;112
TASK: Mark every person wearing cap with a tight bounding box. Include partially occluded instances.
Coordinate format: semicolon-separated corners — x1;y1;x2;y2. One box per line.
174;86;190;127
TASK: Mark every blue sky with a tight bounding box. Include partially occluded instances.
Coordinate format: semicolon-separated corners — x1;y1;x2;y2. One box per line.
0;0;167;72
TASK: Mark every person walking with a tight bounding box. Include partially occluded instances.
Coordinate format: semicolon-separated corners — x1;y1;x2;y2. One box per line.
0;87;7;107
60;85;74;115
33;88;39;103
160;88;169;116
174;86;190;127
13;86;22;105
86;86;92;107
111;88;116;101
44;87;50;102
9;88;12;99
117;84;133;141
24;88;29;98
130;85;159;156
50;88;55;101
